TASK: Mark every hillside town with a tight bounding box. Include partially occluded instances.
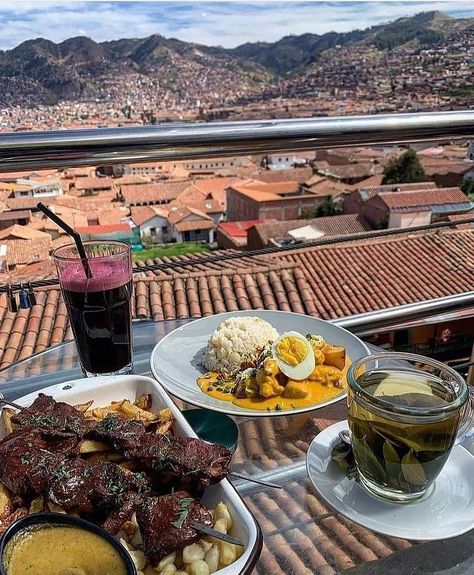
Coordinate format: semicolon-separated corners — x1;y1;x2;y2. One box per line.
0;15;472;131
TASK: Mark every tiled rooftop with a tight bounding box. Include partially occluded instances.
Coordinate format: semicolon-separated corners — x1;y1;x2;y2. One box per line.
0;229;473;370
248;214;371;248
75;177;114;191
380;187;470;210
357;181;436;198
120;182;192;205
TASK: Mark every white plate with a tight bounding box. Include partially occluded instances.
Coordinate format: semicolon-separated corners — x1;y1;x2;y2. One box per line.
306;420;474;541
150;310;371;417
4;375;263;575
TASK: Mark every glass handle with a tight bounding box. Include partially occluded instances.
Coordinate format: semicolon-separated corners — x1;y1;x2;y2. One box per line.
456;385;474;445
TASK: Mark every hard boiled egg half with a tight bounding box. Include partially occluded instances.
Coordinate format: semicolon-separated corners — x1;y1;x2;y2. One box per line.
272;331;315;380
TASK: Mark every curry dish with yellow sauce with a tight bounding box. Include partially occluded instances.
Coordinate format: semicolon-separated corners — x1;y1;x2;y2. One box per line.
3;524;128;575
197;332;349;412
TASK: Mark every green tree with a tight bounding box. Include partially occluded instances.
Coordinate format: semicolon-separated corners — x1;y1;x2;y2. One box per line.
316;196;339;217
461;178;474;198
382;149;427;185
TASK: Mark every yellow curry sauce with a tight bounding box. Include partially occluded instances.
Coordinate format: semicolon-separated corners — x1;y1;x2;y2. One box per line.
3;525;128;575
197;356;350;412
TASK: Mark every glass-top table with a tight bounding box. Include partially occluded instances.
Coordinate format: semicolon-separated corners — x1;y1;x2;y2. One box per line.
1;318;473;575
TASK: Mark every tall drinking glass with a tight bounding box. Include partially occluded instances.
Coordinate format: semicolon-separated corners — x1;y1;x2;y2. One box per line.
53;241;133;376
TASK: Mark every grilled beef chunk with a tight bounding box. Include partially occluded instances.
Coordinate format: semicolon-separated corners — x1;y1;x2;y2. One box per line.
101;497;137;534
47;460;146;515
129;434;232;486
0;429;62;496
11;393;91;436
136;492;212;565
88;414;146;452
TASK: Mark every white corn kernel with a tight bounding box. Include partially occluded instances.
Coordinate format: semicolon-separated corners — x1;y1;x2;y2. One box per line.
219;541;237;566
183;543;205;564
160;565;177;575
129;549;147;571
156;552;176;572
186;560;209;575
204;545;219;574
214;502;232;531
198;539;213;553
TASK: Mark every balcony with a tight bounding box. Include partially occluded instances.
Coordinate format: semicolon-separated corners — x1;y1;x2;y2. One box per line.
0;110;473;575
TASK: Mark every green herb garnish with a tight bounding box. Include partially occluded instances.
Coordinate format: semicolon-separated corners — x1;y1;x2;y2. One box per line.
30;415;60;427
170;497;194;529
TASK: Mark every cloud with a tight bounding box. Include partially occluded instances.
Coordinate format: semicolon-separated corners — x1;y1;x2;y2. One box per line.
0;1;471;50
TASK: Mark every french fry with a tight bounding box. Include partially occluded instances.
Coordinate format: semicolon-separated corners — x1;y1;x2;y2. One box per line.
155;408;174;435
0;483;12;519
79;440;110;454
1;408;16;435
29;495;44;514
87;402;123;420
74;400;94;413
134;394;152;410
47;501;66;514
119;400;158;424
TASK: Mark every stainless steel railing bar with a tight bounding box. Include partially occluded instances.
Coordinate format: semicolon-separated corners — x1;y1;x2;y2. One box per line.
0;110;473;171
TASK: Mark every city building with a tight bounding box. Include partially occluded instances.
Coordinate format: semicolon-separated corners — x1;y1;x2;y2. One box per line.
0;225;50;270
13;176;63;199
74;177;114;196
357;187;472;228
247;213;371;249
226;180;319;221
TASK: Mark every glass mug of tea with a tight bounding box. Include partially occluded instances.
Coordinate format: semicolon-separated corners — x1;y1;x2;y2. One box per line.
53;241;133;377
347;352;472;503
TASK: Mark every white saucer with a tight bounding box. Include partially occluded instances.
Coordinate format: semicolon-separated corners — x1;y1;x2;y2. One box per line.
306;420;474;541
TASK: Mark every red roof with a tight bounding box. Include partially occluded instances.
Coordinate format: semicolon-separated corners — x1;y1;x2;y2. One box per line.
380;188;470;210
219;220;268;238
77;223;130;234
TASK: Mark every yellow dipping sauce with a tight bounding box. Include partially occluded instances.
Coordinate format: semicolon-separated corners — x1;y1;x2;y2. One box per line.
3;524;128;575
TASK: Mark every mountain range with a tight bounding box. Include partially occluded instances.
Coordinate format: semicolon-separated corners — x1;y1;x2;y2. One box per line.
0;10;472;107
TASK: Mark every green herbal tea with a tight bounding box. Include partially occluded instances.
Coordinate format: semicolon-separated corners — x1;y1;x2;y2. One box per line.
348;369;459;497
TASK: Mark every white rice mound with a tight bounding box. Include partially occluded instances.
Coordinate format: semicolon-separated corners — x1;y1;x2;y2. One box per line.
204;316;279;374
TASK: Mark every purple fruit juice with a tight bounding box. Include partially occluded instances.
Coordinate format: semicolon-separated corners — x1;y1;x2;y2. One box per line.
60;258;133;374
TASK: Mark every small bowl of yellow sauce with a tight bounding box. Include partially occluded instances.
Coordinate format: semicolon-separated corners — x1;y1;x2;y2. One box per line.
0;512;136;575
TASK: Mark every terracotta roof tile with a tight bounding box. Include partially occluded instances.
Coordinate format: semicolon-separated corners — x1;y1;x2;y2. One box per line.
379;188;470;210
130;206;160;226
249;214;371;248
0;224;50;240
75;177;113;191
358;181;436;198
0;229;473;369
252;167;313;184
120;182;191;205
318;163;375;180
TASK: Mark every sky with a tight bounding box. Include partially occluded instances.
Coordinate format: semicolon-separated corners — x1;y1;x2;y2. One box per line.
0;1;472;50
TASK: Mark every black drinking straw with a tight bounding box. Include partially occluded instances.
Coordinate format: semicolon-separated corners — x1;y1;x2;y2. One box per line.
37;202;92;279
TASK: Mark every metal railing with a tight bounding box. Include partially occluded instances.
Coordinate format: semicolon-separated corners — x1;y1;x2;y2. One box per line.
0;110;474;171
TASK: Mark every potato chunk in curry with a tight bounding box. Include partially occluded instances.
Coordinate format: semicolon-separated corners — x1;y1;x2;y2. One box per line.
283;380;309;399
256;358;285;398
309;364;344;388
322;344;346;370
